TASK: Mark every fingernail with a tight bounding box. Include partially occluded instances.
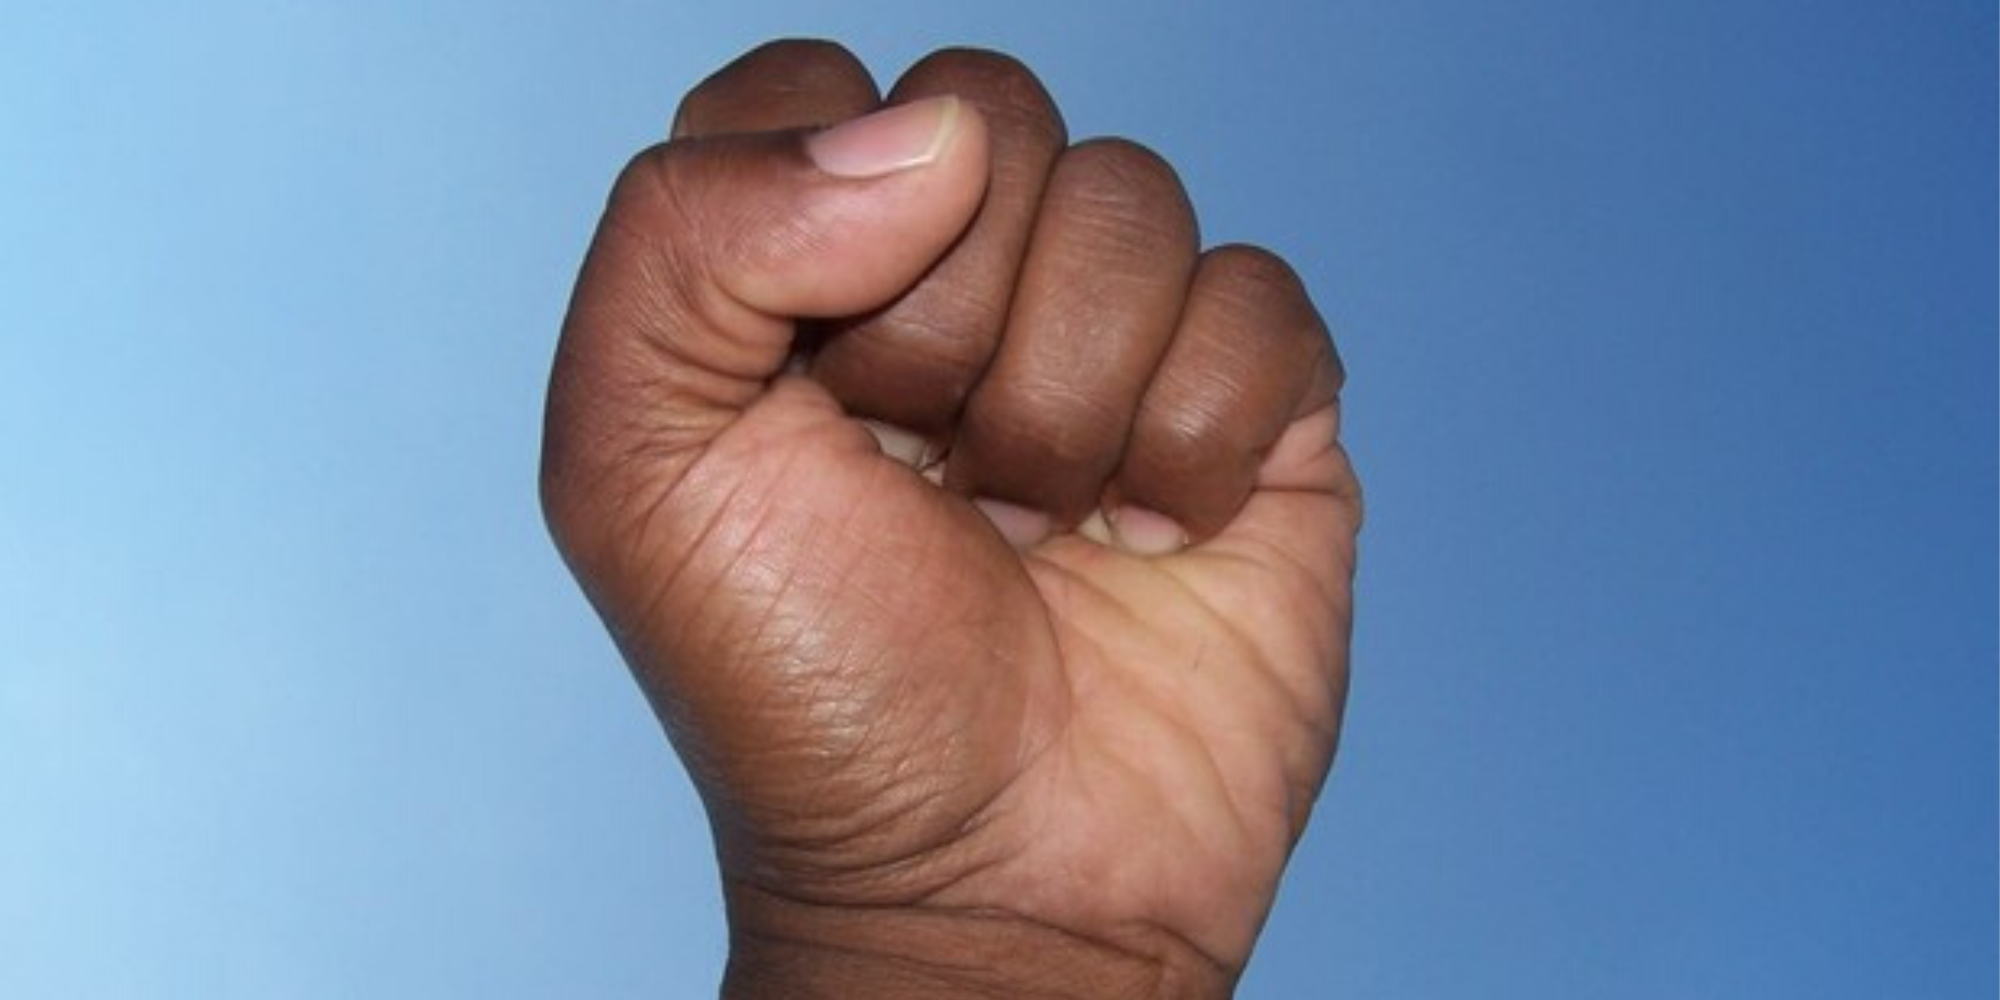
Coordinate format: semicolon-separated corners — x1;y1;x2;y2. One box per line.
973;496;1051;549
1077;509;1114;546
1108;504;1188;556
863;419;935;468
807;96;961;179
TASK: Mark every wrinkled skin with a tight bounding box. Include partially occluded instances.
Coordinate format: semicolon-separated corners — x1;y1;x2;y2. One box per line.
541;40;1361;999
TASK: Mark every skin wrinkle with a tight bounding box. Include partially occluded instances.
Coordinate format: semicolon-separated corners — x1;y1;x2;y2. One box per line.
731;454;1038;900
982;378;1128;463
612;155;719;333
633;467;763;655
1051;708;1243;975
982;347;1156;472
662;447;850;798
1212;525;1345;614
725;891;1193;1000
650;559;767;801
771;667;945;873
1178;543;1343;705
592;232;768;429
846;308;996;408
1133;560;1313;851
765;780;954;893
728;199;841;297
1049;142;1195;247
544;344;724;549
1013;554;1273;877
1173;536;1337;649
859;795;1022;912
799;797;1001;904
953;556;1096;801
547;40;1360;997
619;145;841;395
619;440;753;631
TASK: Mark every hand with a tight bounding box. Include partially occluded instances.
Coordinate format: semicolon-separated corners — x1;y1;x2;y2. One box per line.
541;41;1360;999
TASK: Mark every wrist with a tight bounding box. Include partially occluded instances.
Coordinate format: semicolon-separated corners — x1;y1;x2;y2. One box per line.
721;880;1235;1000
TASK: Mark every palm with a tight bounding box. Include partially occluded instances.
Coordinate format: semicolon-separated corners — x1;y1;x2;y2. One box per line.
626;384;1356;966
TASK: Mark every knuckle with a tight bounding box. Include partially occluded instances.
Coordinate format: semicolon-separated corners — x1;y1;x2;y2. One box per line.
1050;139;1195;245
607;141;671;205
601;143;715;278
736;37;869;81
1198;244;1321;342
674;39;875;136
608;137;819;292
1192;244;1335;377
592;144;755;355
1202;243;1306;305
606;142;693;228
695;39;870;100
897;49;1066;145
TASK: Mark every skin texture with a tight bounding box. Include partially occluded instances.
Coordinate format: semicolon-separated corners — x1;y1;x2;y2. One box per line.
541;40;1361;1000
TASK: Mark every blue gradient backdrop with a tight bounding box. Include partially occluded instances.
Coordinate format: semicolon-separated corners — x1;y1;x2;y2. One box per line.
3;2;1993;997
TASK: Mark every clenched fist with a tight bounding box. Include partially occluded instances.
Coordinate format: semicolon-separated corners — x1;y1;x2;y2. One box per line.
540;40;1361;1000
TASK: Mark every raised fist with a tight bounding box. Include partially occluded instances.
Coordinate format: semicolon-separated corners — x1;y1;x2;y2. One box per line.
541;40;1360;999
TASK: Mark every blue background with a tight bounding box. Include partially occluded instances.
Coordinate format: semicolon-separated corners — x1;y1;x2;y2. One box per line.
3;2;1992;996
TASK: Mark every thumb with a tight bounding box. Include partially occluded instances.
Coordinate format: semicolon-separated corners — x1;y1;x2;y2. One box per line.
541;97;988;548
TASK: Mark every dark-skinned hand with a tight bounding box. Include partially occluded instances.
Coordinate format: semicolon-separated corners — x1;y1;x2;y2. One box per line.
541;40;1361;1000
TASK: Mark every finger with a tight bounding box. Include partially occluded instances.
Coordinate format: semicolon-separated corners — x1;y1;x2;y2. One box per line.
1107;245;1338;550
1191;286;1358;625
810;49;1068;436
671;38;880;139
541;98;991;575
946;139;1198;529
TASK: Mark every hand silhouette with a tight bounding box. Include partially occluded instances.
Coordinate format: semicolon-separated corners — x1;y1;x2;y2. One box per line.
541;41;1360;999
